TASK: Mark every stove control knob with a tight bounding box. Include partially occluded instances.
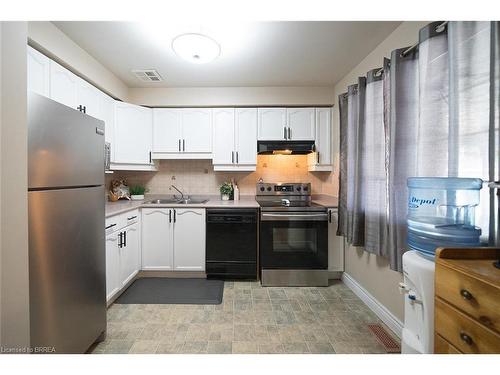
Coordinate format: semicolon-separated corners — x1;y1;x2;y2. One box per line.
303;186;308;192
260;186;265;192
296;186;301;192
267;186;272;191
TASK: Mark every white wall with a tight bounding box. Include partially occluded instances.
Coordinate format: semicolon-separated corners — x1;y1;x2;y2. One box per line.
333;21;429;322
28;21;128;100
0;21;30;351
128;86;335;107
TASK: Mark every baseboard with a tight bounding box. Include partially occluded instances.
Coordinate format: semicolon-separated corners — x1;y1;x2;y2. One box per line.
341;273;403;338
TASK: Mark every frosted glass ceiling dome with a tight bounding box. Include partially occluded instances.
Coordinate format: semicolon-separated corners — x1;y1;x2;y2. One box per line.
171;33;221;64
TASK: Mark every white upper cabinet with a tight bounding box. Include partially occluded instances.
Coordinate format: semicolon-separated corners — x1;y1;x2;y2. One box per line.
27;46;50;97
152;108;212;157
182;109;212;153
307;107;333;171
287;108;315;140
153;109;182;153
212;108;235;165
114;102;153;165
100;93;115;156
212;108;257;171
49;60;79;109
235;108;257;165
141;209;174;270
258;108;287;140
173;209;206;271
76;79;102;118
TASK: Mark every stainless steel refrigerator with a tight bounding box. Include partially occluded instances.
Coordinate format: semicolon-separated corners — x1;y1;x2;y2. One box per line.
28;92;106;353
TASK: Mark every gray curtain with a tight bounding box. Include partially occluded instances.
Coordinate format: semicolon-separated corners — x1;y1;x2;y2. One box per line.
386;46;419;271
337;93;349;237
362;69;387;255
337;21;499;272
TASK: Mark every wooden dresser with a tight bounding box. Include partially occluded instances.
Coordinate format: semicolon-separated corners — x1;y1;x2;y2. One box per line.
434;247;500;353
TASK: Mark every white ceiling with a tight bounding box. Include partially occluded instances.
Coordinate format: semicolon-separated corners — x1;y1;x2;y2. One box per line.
53;21;401;88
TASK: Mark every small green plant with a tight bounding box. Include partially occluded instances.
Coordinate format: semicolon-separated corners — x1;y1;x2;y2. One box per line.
219;182;233;196
129;185;147;196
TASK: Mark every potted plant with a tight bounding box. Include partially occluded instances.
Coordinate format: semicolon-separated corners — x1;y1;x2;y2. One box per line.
219;182;233;201
129;185;147;200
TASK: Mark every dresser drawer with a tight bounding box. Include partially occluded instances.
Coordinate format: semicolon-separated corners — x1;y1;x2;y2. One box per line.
434;333;461;354
435;263;500;333
435;298;500;354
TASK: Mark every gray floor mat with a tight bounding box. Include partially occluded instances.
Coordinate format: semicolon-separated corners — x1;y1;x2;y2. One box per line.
115;278;224;304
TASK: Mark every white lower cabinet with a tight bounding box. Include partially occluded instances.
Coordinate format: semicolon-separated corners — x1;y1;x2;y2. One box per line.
328;208;344;272
120;222;140;287
105;232;121;302
141;208;206;272
105;211;141;303
141;209;174;270
173;209;206;271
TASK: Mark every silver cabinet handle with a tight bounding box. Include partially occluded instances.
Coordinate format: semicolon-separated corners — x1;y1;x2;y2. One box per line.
283;127;287;139
178;139;181;152
288;127;291;139
317;151;320;164
236;151;239;164
183;139;185;152
231;151;234;163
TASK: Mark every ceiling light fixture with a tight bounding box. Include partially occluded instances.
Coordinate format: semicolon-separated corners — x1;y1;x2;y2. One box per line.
171;33;220;64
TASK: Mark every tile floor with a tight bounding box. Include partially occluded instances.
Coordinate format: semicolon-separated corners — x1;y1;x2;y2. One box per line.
91;280;397;354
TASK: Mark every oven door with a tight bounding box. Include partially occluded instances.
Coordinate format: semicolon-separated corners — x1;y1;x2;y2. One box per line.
260;211;328;269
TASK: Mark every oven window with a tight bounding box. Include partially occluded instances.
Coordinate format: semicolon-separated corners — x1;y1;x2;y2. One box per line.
272;227;318;253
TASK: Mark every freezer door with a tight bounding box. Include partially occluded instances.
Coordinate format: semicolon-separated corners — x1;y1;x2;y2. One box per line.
28;92;104;189
28;186;106;353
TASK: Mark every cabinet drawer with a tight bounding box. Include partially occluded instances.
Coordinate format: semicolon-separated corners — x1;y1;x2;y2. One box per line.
105;209;139;234
434;333;461;354
435;298;500;353
436;263;500;333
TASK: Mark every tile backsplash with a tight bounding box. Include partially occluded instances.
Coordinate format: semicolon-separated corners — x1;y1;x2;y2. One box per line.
106;155;338;197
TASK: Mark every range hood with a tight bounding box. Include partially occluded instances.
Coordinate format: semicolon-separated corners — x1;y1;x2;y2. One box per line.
257;140;315;155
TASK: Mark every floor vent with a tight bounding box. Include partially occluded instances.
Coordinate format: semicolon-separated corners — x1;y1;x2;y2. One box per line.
132;69;163;82
367;323;401;353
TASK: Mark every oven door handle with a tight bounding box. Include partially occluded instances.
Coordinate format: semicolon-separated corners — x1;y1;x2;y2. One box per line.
261;213;328;221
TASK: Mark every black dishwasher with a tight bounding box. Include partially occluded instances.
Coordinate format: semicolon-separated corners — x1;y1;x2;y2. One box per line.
206;208;258;280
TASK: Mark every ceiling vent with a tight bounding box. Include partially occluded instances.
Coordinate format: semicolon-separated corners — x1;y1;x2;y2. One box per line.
131;69;163;82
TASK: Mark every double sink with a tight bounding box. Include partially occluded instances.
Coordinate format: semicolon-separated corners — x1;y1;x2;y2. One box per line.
146;197;209;205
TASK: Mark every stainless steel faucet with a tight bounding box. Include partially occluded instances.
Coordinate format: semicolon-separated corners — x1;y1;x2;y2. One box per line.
171;185;186;200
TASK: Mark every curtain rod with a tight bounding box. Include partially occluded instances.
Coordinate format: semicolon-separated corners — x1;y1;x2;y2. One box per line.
400;21;448;57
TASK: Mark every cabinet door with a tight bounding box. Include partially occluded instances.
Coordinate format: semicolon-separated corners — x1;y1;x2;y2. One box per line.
100;93;115;159
153;109;183;152
287;108;315;140
114;102;153;164
141;209;174;270
173;209;206;271
105;232;120;302
182;109;212;153
27;46;50;96
76;80;102;118
212;108;235;165
328;209;344;272
120;224;140;287
258;108;286;140
49;60;78;109
315;108;332;165
235;108;257;165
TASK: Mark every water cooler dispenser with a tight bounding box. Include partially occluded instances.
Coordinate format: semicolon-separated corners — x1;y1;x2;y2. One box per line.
401;177;483;354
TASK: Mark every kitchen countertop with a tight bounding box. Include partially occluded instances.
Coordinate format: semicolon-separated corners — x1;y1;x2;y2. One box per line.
106;194;339;217
106;195;260;217
312;194;339;208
